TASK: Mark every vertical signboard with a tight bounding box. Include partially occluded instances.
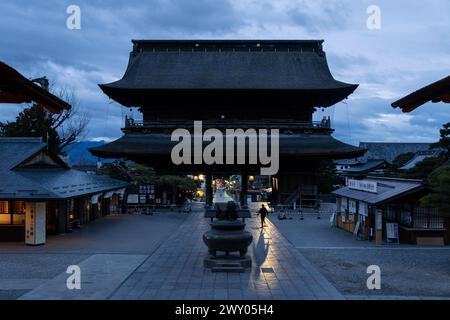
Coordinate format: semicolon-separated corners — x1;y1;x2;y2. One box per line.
375;208;383;245
375;209;383;230
359;202;367;216
25;202;46;245
386;222;399;244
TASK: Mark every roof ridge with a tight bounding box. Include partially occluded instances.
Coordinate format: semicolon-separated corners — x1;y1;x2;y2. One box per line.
359;141;432;144
0;137;44;143
366;176;423;183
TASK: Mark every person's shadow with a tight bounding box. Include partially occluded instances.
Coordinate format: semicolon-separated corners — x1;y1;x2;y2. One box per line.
252;228;270;266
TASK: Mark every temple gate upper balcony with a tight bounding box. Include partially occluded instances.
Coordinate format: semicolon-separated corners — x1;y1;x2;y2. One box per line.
123;117;333;135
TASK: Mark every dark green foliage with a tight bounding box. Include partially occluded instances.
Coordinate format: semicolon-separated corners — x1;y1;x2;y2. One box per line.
401;156;443;179
420;163;450;217
0;104;61;153
317;159;340;193
386;123;450;180
0;89;88;154
413;122;450;216
390;152;415;171
99;162;196;203
430;122;450;159
98;162;130;181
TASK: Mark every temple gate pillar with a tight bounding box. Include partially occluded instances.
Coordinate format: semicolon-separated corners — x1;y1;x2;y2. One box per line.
240;173;248;208
205;173;213;207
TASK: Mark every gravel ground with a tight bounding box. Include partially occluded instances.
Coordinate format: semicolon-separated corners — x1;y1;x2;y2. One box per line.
0;253;88;300
0;290;28;300
269;212;450;298
0;253;89;279
299;248;450;298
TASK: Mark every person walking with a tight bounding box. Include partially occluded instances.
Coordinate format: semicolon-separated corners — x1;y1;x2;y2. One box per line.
257;204;269;228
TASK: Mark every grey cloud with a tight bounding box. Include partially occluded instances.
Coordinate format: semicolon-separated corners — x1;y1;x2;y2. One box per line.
331;97;449;145
288;0;362;33
0;0;449;144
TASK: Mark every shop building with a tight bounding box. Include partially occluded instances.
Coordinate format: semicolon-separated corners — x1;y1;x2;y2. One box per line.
0;137;127;244
333;177;449;245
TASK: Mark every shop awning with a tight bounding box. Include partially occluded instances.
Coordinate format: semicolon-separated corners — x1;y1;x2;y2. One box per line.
333;177;425;205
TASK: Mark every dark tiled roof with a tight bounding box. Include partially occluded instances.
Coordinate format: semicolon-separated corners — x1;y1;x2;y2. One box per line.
0;138;127;200
13;168;126;199
99;40;358;107
343;160;386;173
358;142;432;164
0;61;71;114
89;132;365;159
0;137;46;170
399;149;444;170
333;177;424;204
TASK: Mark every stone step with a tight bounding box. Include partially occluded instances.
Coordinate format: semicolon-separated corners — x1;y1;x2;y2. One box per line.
215;262;242;268
212;266;245;273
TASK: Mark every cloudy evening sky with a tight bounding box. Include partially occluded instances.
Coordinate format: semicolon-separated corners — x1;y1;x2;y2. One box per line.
0;0;449;146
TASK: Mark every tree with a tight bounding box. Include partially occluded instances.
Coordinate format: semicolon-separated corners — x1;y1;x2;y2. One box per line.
388;152;415;172
98;161;131;181
401;156;442;179
0;104;61;152
52;89;89;150
382;122;449;179
99;162;196;204
430;122;450;160
317;160;340;193
0;87;89;154
420;163;450;218
417;123;450;217
128;163;158;184
158;175;197;204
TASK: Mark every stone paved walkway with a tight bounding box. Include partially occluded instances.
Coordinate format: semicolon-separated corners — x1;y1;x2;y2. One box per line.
110;209;343;300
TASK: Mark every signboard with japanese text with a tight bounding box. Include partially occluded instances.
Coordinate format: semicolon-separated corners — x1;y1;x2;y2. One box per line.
138;184;155;205
386;222;399;243
127;194;139;204
347;179;378;193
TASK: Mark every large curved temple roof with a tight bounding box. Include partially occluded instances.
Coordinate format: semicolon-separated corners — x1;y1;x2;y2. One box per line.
99;40;358;108
89;132;364;165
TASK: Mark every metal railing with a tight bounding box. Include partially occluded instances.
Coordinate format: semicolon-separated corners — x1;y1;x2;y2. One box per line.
124;117;332;131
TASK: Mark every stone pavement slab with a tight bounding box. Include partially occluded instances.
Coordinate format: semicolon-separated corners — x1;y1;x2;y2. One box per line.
109;207;343;300
19;254;147;300
0;213;187;255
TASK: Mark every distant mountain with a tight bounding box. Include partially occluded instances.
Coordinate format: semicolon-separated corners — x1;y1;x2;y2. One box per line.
64;141;116;166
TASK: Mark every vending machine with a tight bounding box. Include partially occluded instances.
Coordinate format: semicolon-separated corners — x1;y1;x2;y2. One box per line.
25;202;46;245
